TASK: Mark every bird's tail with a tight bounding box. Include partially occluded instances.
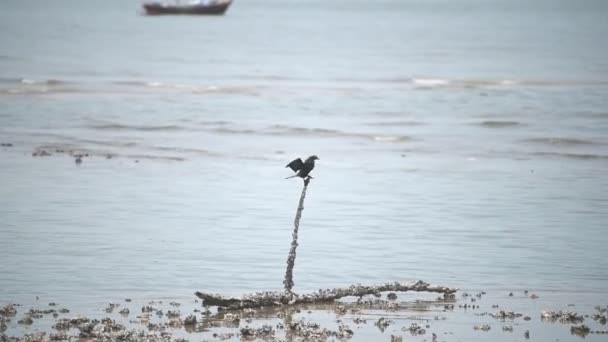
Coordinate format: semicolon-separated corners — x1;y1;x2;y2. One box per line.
285;174;298;179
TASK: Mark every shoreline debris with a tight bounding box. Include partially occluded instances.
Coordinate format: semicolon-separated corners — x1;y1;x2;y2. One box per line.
195;280;458;310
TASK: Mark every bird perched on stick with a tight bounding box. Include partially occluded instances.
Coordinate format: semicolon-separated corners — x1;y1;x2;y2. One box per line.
285;155;319;180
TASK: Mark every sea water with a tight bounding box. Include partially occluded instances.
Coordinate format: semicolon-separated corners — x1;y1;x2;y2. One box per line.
1;0;607;320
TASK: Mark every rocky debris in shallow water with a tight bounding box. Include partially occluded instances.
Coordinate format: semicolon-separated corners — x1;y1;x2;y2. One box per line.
530;294;539;299
523;316;531;321
338;323;354;339
167;310;181;318
32;150;52;157
212;332;236;340
119;308;130;315
474;324;491;331
390;335;402;342
541;310;584;323
18;316;34;325
490;310;523;320
141;305;155;313
571;324;590;337
502;325;513;332
16;332;47;341
183;314;197;326
353;317;367;324
48;332;70;341
169;302;181;307
387;292;398;300
1;319;7;333
223;313;240;323
125;298;132;302
166;319;182;328
242;308;255;317
58;308;69;314
375;317;392;331
404;323;426;335
593;307;607;325
0;304;18;317
525;330;530;339
1;143;13;147
240;324;275;339
288;319;353;340
335;305;347;315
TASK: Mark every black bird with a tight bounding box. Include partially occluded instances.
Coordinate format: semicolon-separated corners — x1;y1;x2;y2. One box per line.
285;155;319;179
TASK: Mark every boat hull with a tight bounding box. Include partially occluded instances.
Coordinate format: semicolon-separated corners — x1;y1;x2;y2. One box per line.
143;1;231;15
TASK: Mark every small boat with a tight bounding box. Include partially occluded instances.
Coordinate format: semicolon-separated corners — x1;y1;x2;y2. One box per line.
143;0;232;15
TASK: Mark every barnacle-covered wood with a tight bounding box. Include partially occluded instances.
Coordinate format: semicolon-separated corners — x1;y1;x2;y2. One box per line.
283;176;310;293
195;280;458;310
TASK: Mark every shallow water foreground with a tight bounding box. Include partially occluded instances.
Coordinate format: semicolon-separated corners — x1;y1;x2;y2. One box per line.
1;287;607;341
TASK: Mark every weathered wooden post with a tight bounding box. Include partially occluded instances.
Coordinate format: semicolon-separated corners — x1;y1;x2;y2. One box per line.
283;177;311;295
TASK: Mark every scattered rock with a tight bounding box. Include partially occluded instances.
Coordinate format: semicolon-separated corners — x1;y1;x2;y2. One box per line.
530;294;539;299
141;305;155;313
525;330;530;339
490;310;523;320
1;304;18;317
474;324;491;331
353;317;367;324
32;150;52;157
404;322;426;335
541;310;584;323
183;314;197;326
125;298;132;302
390;334;403;342
375;317;391;331
502;325;513;332
240;324;275;339
18;316;34;325
387;292;398;300
571;324;590;337
1;143;13;147
119;308;130;315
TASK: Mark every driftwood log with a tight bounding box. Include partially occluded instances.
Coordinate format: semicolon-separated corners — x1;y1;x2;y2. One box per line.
195;280;458;310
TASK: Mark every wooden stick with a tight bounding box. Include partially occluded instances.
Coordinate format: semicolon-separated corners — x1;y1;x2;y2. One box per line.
283;177;310;294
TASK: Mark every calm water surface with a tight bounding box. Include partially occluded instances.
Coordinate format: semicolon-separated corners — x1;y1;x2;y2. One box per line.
1;0;607;320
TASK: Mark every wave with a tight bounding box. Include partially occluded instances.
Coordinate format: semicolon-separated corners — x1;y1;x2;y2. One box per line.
3;77;607;96
210;124;411;143
367;120;425;127
87;122;186;132
412;78;451;87
524;137;599;146
531;152;608;160
478;121;521;128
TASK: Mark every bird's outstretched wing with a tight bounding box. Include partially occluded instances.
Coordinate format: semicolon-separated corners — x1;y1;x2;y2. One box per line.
286;158;304;172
